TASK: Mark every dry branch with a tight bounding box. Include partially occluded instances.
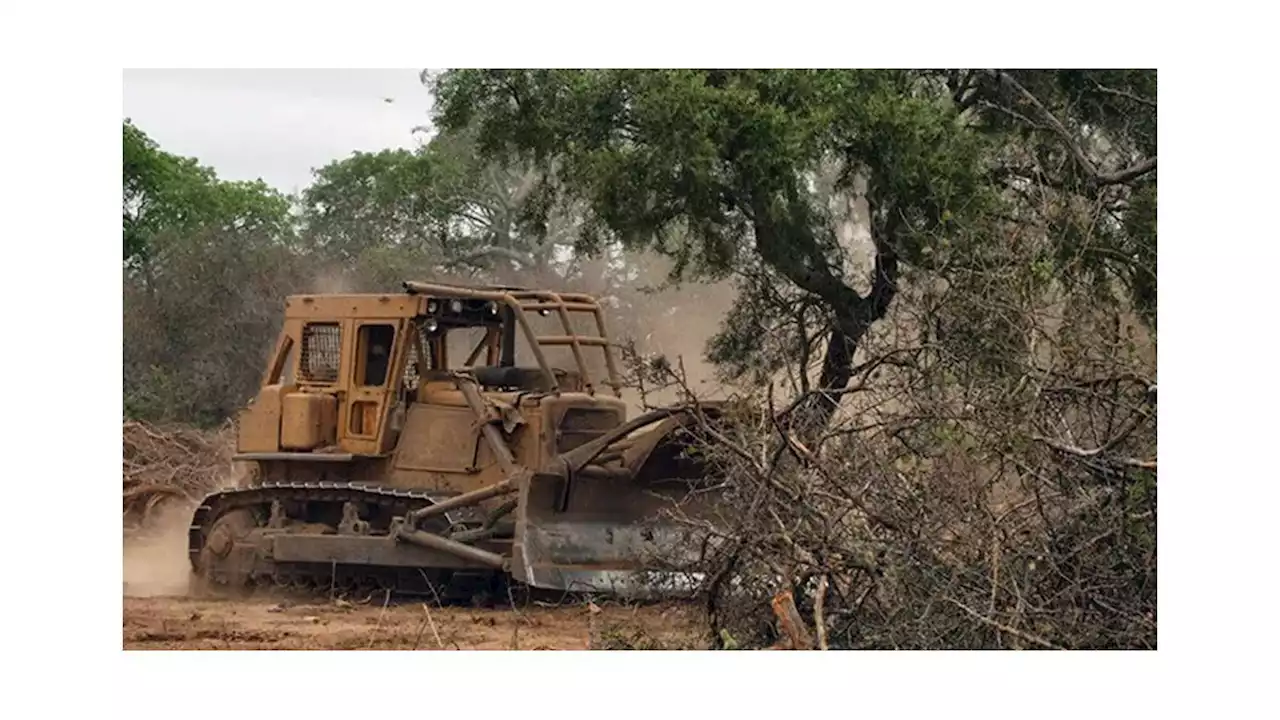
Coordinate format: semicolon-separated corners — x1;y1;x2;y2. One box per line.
618;259;1156;650
946;599;1064;650
122;419;239;533
814;575;830;650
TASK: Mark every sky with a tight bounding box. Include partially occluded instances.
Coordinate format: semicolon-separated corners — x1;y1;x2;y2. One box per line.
122;69;437;195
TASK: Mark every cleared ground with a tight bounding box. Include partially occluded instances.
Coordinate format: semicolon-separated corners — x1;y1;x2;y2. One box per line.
123;593;705;650
123;526;705;650
123;492;708;651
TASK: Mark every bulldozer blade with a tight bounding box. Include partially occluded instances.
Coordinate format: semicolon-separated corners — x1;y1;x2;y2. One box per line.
511;410;726;598
512;519;708;598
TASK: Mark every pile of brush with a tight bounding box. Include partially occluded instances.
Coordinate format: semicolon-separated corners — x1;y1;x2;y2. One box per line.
123;420;239;533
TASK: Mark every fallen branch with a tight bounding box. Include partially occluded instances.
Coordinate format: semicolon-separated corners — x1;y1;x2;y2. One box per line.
946;598;1064;650
1031;434;1156;473
413;602;444;650
814;575;830;650
770;589;815;650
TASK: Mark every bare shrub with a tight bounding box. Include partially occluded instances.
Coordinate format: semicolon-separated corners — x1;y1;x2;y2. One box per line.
624;245;1156;651
123;226;315;426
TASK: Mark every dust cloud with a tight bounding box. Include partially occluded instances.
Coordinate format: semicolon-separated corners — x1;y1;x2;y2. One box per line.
613;280;738;414
309;267;356;295
123;503;197;597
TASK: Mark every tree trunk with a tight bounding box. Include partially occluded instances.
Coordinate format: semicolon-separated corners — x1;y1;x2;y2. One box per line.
751;192;899;444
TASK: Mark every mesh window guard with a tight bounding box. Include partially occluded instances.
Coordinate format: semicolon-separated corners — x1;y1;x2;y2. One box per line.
300;322;342;383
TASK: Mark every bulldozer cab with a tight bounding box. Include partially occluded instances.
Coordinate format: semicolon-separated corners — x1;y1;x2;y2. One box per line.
236;281;624;459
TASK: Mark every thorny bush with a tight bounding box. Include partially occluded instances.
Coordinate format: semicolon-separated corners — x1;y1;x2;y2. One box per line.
622;259;1156;650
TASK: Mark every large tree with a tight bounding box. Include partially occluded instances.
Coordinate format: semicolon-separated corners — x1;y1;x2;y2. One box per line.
430;69;1156;431
299;127;572;284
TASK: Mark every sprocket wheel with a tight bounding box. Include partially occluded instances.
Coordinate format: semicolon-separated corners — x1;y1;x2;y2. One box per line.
192;508;261;597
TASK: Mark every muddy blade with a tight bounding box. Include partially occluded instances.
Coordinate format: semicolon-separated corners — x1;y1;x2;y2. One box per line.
512;515;707;598
512;416;724;598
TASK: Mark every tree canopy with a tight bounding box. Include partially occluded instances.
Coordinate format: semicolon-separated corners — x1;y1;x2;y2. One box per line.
431;69;1156;427
123;119;292;270
300;127;574;279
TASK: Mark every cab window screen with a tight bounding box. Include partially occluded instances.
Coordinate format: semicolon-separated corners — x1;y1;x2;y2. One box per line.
300;323;341;383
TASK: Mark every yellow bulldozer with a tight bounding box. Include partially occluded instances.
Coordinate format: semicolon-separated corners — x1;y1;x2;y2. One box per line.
187;280;727;601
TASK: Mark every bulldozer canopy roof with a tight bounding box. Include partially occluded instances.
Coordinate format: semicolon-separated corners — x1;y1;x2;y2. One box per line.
283;280;603;320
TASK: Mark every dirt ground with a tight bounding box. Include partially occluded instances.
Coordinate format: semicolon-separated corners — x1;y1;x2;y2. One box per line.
123;521;708;651
123;593;706;650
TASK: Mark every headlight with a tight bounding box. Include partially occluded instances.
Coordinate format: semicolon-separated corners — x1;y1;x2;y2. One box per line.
426;300;438;313
424;318;439;333
450;299;463;313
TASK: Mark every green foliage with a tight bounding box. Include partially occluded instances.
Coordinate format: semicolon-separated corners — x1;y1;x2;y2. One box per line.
123;120;292;269
122;69;1156;438
972;70;1157;324
434;70;990;280
300;128;562;276
718;628;740;650
432;69;1156;392
123;223;311;427
431;70;1000;404
123;120;300;425
300;147;444;261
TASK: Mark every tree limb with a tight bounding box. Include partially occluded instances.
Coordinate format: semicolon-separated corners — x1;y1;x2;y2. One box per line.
770;588;815;650
450;245;535;268
1094;156;1157;186
1030;434;1156;473
1091;80;1158;109
994;71;1156;187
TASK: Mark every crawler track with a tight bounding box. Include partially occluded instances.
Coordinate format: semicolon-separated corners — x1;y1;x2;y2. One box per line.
188;481;510;603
